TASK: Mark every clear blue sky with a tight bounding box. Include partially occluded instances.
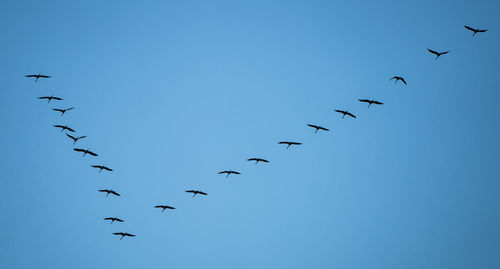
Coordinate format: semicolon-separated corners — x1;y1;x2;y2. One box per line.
1;0;500;268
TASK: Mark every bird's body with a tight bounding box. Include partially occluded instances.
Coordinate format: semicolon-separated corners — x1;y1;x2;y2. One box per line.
38;96;62;103
154;205;176;212
358;99;384;108
74;148;98;157
25;73;51;83
278;141;302;149
334;110;356;119
92;165;113;173
464;25;487;36
247;158;269;164
113;232;135;240
52;107;74;116
427;48;450;60
53;125;75;132
66;134;86;144
218;170;241;178
307;124;330;134
104;217;124;224
185;190;207;197
99;189;120;197
390;76;407;85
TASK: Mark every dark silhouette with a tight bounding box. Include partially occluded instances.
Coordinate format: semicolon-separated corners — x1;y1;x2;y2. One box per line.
154;205;176;212
73;148;98;157
53;125;75;132
25;73;51;83
99;189;120;197
66;134;87;144
334;110;356;119
218;170;241;177
185;190;207;197
52;107;74;116
113;232;135;240
104;217;124;224
92;165;113;173
390;76;407;85
427;48;450;60
358;99;384;108
247;158;269;164
278;141;302;149
307;124;330;134
464;25;487;37
38;96;63;103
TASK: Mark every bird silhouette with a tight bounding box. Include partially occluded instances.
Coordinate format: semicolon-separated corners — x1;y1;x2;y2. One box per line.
427;48;450;60
66;134;87;144
25;73;51;83
154;205;176;212
104;217;124;224
278;141;302;149
307;124;330;134
99;189;120;197
464;25;487;37
73;148;98;157
38;96;63;103
334;110;356;119
185;190;207;198
247;158;269;164
92;165;113;173
390;76;407;85
218;170;241;178
53;125;75;132
52;107;74;116
113;232;135;240
358;99;384;108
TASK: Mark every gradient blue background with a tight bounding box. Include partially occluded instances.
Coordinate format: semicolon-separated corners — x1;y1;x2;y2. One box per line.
1;0;499;268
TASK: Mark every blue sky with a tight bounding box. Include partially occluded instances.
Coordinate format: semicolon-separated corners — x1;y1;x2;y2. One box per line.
1;0;500;268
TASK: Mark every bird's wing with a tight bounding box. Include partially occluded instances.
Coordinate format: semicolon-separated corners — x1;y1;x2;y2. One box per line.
348;112;356;118
73;148;85;152
334;110;344;113
38;97;48;99
427;48;438;55
53;125;63;128
247;158;257;161
261;159;269;162
441;51;450;55
39;75;51;78
88;151;98;156
199;191;207;195
185;190;194;193
104;167;113;171
167;206;175;209
464;25;475;31
373;101;384;105
218;171;227;174
66;107;75;111
278;142;287;144
104;217;112;220
113;232;124;236
400;78;407;85
25;75;36;78
53;97;63;100
478;29;487;33
307;124;318;128
66;133;76;140
320;127;330;131
98;189;109;193
358;99;369;103
116;219;124;222
154;205;163;208
66;127;75;132
232;171;241;175
52;108;63;112
111;191;120;196
91;165;101;168
77;136;87;139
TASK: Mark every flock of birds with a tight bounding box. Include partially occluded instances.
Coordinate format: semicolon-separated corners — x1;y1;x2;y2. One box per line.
25;25;487;240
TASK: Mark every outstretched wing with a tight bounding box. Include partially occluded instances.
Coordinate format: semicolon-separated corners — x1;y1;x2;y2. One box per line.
103;167;113;171
198;191;208;195
88;151;98;156
307;124;319;129
319;126;330;131
39;75;51;78
358;99;369;103
154;205;163;209
372;101;384;105
110;190;120;196
231;171;241;175
65;126;75;132
77;136;87;140
66;133;76;140
334;109;345;114
464;25;475;32
99;189;109;193
440;50;450;55
73;148;85;153
400;77;407;85
346;112;357;118
477;29;487;33
25;75;37;78
427;48;438;55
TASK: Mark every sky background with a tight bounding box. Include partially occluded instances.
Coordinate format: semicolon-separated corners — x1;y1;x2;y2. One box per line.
1;0;500;268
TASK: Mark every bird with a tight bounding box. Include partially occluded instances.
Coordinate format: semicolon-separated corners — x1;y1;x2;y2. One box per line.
104;217;124;224
73;148;98;157
390;76;407;85
38;96;63;103
464;25;487;37
52;107;74;116
278;141;302;149
218;170;241;178
358;99;384;108
154;205;176;212
427;48;450;60
25;73;51;83
91;165;113;173
307;124;330;134
334;110;356;119
112;232;135;240
53;125;75;132
247;158;269;164
66;134;87;144
99;189;120;197
185;190;207;198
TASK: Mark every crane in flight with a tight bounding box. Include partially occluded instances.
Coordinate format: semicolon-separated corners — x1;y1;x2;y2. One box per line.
334;110;356;119
38;96;62;103
99;189;120;197
427;48;450;60
113;232;135;240
66;134;86;144
358;99;384;108
154;205;176;212
307;124;330;134
53;125;75;132
25;73;51;83
218;170;241;177
278;141;302;149
52;107;74;116
91;165;113;173
73;148;98;157
464;25;487;37
390;76;407;85
185;190;207;198
247;158;269;164
104;217;124;224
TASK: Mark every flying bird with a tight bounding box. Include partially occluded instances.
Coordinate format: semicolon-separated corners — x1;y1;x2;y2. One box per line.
427;48;450;60
218;170;241;178
464;25;487;36
73;148;98;157
247;158;269;164
278;141;302;149
185;190;207;197
52;107;74;116
53;125;75;132
38;96;63;103
66;134;86;144
307;124;330;134
91;165;113;173
390;76;407;85
104;217;124;224
334;110;356;119
113;232;135;240
99;189;120;197
154;205;176;212
358;99;384;108
25;73;51;83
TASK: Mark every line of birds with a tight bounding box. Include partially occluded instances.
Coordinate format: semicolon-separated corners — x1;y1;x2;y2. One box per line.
24;24;487;240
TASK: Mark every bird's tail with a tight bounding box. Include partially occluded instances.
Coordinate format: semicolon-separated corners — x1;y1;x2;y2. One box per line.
162;208;165;212
286;144;290;149
315;129;318;134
